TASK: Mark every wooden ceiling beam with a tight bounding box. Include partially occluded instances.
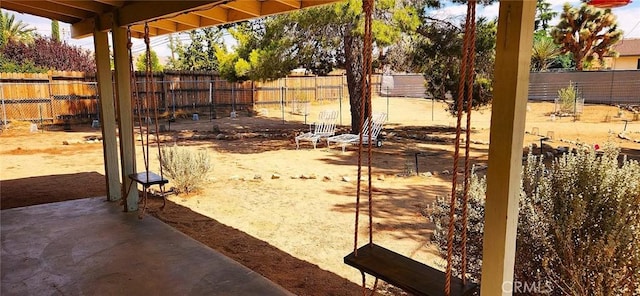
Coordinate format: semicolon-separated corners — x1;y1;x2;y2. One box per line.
1;1;78;23
49;0;112;14
227;9;255;23
199;17;223;27
116;1;219;27
72;1;223;38
261;2;297;16
300;0;338;8
170;14;201;28
5;1;90;19
130;24;167;38
93;0;125;7
64;0;342;39
147;19;178;32
222;1;261;17
192;7;228;22
272;0;300;9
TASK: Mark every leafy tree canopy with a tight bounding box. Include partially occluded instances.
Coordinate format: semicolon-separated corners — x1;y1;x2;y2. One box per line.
215;21;297;82
414;16;497;114
215;0;421;131
166;27;223;71
1;36;95;72
550;3;622;71
136;49;163;72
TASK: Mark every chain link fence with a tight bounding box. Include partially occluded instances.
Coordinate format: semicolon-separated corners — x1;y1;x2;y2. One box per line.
3;71;637;130
0;82;98;129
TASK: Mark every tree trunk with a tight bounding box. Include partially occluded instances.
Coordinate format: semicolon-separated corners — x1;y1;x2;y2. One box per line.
343;25;369;133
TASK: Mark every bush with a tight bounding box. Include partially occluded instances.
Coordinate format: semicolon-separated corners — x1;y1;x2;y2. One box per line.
430;144;640;295
159;145;211;194
1;37;96;72
430;173;486;282
556;81;579;115
0;53;46;73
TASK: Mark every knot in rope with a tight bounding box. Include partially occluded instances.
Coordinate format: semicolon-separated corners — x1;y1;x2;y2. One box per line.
144;23;150;45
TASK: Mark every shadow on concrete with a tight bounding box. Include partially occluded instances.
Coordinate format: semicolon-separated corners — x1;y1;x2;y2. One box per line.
1;171;106;210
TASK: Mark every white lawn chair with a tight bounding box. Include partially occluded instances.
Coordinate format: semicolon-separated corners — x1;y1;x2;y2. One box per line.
295;110;338;149
327;112;387;153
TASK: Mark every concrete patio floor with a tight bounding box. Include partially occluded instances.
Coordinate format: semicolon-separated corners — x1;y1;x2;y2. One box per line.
1;197;293;296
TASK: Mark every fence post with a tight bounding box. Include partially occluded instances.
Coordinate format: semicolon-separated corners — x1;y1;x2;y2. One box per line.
251;80;255;106
315;75;318;102
339;75;344;126
432;98;435;121
281;85;285;124
386;86;389;121
574;82;578;120
48;79;55;122
231;83;236;114
0;84;6;128
209;80;213;121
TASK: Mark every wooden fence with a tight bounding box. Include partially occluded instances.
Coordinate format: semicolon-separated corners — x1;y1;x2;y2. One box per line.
0;71;98;122
1;71;357;122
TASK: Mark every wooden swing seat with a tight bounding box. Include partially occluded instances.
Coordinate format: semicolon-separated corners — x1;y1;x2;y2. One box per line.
128;171;168;187
344;244;478;296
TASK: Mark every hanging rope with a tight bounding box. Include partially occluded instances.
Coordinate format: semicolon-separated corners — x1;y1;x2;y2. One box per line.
354;0;375;294
347;0;478;295
143;24;152;177
125;24;168;217
354;0;376;258
461;0;476;286
128;27;147;173
141;23;167;214
445;1;477;295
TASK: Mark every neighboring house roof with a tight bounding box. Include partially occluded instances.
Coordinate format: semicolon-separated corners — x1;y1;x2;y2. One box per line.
611;38;640;56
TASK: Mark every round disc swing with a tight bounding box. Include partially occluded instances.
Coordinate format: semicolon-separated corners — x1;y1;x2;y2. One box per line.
342;1;479;295
123;24;169;218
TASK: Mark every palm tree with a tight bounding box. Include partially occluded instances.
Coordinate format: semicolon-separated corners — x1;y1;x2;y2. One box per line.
531;35;560;71
0;10;36;46
535;0;558;31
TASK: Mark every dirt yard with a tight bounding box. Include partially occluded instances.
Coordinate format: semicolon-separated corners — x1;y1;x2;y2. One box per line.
1;98;639;295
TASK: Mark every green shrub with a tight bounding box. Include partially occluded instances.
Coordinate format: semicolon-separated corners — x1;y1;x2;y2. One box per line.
430;144;640;295
556;81;579;114
159;145;211;194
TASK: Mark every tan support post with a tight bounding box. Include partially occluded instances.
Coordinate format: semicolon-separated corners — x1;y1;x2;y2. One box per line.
481;1;536;295
112;25;138;211
93;27;121;202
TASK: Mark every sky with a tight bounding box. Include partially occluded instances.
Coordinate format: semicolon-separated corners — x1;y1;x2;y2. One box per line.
3;0;640;59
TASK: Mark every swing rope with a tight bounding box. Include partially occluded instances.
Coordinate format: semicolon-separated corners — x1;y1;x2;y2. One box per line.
353;0;375;294
354;0;376;259
348;0;477;295
143;23;165;181
126;24;167;216
128;27;148;172
445;0;476;294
